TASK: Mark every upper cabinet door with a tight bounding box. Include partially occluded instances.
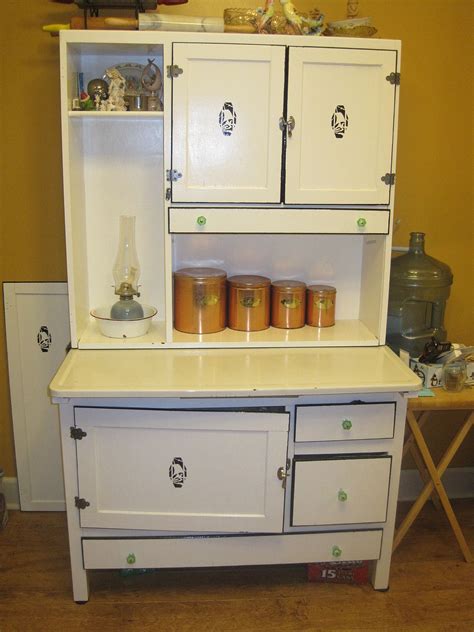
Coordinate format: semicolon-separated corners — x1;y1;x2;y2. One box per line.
285;47;398;205
171;43;285;204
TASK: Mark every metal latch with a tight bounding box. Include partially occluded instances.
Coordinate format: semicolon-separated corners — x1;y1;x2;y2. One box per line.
70;426;87;440
386;72;400;85
167;64;183;79
277;459;291;489
381;172;396;185
166;169;182;182
74;497;90;510
279;116;296;138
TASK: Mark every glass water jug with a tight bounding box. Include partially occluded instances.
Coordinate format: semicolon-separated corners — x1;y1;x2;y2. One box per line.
387;232;453;356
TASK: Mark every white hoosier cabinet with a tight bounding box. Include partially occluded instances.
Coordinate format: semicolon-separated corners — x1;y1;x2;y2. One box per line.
50;30;420;602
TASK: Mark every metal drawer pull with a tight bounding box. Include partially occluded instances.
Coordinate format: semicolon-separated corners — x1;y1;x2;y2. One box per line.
342;419;352;430
197;215;207;226
338;489;348;502
332;545;342;558
126;553;136;565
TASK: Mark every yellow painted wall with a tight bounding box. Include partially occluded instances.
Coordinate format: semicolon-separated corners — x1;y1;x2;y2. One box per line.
0;0;472;476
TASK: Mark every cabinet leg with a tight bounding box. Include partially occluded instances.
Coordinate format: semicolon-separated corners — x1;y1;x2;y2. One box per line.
371;554;391;590
72;568;89;603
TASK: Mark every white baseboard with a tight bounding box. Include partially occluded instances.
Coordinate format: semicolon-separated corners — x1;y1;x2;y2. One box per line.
398;467;474;501
2;470;473;512
3;477;20;510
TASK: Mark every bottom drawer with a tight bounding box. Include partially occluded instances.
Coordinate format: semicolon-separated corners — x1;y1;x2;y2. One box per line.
82;530;382;569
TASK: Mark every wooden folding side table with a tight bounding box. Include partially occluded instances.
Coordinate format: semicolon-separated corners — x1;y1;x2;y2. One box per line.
393;386;473;562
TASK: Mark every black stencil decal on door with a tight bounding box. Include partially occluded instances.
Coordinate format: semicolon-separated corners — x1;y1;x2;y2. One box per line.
37;325;52;352
219;102;237;136
169;457;187;488
331;105;349;138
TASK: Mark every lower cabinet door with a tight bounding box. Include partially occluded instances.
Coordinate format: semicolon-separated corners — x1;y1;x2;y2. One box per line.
82;529;383;569
74;408;289;533
292;455;392;526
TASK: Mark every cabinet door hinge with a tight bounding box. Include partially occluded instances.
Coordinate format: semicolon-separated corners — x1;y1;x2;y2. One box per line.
167;64;183;79
381;172;396;185
70;426;87;440
166;187;172;201
386;72;400;85
74;496;90;510
166;169;182;182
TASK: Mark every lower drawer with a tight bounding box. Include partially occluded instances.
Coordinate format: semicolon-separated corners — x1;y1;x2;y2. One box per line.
82;530;383;569
292;456;392;526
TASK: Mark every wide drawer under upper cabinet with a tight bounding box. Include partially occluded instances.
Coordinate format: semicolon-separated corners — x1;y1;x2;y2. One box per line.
291;455;392;527
168;209;390;235
73;407;289;533
295;402;396;442
82;530;383;570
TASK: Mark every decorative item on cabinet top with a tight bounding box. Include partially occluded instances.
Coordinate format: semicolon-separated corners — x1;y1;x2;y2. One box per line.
91;215;157;338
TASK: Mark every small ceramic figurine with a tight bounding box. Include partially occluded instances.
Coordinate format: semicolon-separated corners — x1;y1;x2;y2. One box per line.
87;78;109;110
257;0;324;35
100;67;127;112
141;58;163;111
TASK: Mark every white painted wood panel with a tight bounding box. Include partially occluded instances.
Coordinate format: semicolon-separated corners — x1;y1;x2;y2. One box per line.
82;529;383;569
75;408;288;532
4;283;69;510
295;402;395;442
171;43;285;203
169;208;390;234
285;47;397;204
292;456;392;526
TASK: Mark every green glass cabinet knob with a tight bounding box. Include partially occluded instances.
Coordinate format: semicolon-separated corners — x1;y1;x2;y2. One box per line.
357;217;367;228
126;553;136;565
197;215;207;226
342;419;352;430
332;545;342;558
338;489;348;502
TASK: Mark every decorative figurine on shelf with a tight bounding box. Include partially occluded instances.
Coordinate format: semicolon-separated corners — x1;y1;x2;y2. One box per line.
87;78;109;110
140;58;163;111
257;0;324;35
99;67;127;112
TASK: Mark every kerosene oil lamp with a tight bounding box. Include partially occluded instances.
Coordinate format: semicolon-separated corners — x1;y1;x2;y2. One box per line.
110;215;144;320
91;215;157;337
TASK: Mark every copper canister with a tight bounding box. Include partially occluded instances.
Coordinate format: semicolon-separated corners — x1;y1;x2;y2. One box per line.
271;280;306;329
174;267;227;334
228;275;271;331
306;285;337;327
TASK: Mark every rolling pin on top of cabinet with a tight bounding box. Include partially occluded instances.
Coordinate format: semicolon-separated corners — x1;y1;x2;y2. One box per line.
43;14;256;34
105;14;255;33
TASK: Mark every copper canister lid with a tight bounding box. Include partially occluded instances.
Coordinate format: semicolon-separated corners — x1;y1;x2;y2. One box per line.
307;284;337;295
228;274;271;288
174;267;227;283
272;279;306;291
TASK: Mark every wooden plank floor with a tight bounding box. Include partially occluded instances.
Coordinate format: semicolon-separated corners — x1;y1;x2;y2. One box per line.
0;500;473;632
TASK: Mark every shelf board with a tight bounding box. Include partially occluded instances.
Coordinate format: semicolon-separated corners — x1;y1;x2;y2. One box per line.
68;111;164;119
172;320;379;348
77;319;379;349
